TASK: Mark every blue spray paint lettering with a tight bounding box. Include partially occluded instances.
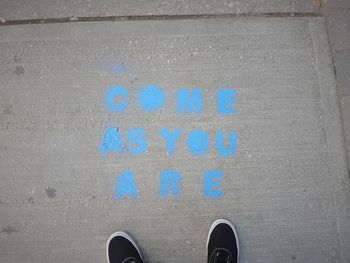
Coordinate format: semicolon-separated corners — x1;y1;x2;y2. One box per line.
106;86;128;112
217;89;236;115
216;131;237;157
101;85;238;200
160;170;182;197
128;129;148;156
114;170;138;199
187;130;210;156
139;85;165;112
160;128;182;155
100;127;123;155
177;88;203;113
204;171;224;198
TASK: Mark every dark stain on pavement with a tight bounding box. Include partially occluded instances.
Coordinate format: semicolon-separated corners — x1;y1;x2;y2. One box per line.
13;56;21;62
28;197;34;204
3;104;13;115
45;187;56;198
1;226;18;234
14;66;25;76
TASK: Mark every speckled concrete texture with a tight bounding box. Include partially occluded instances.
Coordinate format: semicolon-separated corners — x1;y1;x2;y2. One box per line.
0;16;348;262
0;0;320;21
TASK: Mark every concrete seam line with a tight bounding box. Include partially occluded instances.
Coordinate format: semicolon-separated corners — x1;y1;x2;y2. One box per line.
0;12;323;26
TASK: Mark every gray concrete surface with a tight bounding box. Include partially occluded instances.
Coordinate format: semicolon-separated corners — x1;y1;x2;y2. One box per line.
0;0;320;21
322;0;350;173
335;192;350;262
323;0;350;95
334;51;350;96
340;96;350;173
0;17;349;263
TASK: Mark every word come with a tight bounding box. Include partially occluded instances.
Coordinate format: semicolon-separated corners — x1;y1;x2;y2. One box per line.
105;85;236;114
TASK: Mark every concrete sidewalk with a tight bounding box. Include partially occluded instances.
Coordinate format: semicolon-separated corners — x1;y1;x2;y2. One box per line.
0;2;349;263
0;0;320;21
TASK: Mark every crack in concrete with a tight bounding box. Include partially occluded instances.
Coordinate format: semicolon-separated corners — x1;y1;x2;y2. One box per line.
0;12;323;27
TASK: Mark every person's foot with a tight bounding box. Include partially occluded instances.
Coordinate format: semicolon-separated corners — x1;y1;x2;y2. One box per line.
206;219;239;263
106;231;144;263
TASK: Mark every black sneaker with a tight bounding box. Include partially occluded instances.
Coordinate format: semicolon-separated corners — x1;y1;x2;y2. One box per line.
106;231;144;263
206;219;239;263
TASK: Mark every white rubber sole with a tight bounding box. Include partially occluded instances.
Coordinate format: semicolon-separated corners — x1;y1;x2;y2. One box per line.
206;219;240;262
106;231;143;263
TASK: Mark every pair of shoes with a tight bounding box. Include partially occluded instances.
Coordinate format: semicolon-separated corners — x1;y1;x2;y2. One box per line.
107;219;239;263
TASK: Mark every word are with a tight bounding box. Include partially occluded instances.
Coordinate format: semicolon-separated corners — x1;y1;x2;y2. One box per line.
100;128;237;157
106;85;236;114
114;169;225;199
